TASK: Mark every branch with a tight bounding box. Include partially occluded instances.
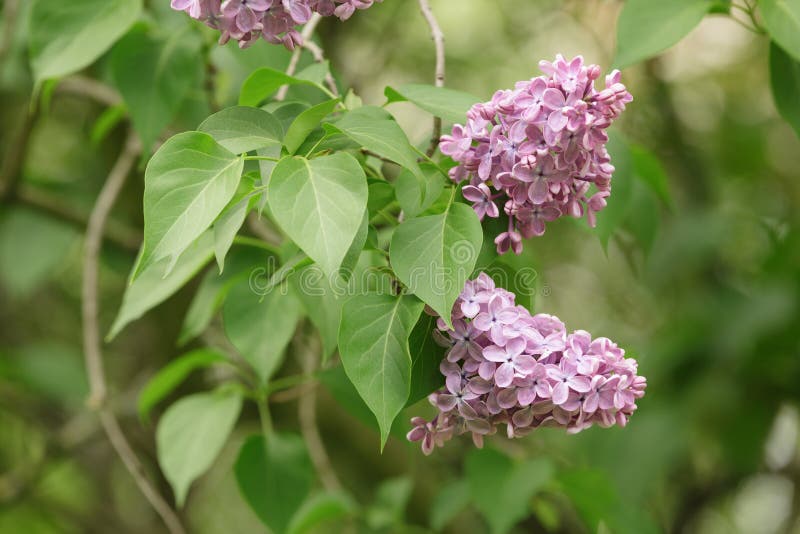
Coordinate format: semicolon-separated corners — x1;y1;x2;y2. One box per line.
302;39;340;98
294;332;344;493
16;185;141;252
418;0;445;157
0;105;38;202
82;132;186;534
57;75;122;107
0;0;19;65
276;13;339;100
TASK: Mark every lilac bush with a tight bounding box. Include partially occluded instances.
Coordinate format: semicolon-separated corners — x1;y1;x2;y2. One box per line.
407;273;647;455
171;0;381;49
440;55;633;254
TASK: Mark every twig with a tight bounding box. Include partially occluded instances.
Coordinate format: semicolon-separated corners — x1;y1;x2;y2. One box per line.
0;105;38;202
302;39;340;98
82;132;186;534
16;186;141;251
0;0;19;65
276;13;325;101
418;0;445;157
247;213;283;246
57;76;122;107
295;332;344;493
269;382;316;403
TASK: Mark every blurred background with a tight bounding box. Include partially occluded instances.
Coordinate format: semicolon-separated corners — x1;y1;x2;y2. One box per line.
1;0;799;533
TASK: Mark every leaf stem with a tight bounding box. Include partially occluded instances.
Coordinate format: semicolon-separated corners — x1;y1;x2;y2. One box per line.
232;235;282;255
243;155;281;162
730;2;766;34
257;400;273;436
266;372;318;394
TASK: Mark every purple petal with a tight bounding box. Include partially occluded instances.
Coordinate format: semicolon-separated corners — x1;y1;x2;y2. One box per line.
542;88;565;109
436;394;458;412
494;362;515;387
551;382;569;405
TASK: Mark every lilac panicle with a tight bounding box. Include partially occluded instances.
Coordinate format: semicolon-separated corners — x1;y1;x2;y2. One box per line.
170;0;381;50
407;273;647;455
440;55;633;254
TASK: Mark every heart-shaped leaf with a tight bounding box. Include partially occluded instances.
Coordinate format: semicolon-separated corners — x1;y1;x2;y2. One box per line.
268;153;368;277
134;132;244;279
338;293;424;448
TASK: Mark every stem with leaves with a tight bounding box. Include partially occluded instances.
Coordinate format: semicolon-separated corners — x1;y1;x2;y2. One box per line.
418;0;446;157
82;131;186;534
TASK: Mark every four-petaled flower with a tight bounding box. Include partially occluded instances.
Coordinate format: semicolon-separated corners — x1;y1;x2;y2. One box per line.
483;338;537;387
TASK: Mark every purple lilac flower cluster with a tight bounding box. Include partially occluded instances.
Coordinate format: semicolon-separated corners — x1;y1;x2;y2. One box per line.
439;55;633;255
407;273;646;455
171;0;380;49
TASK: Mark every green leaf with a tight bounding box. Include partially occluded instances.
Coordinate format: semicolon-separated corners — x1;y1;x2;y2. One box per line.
394;163;446;219
338;293;424;448
761;0;800;61
466;448;554;534
289;266;343;361
340;209;369;280
235;433;313;534
198;106;283;154
594;132;634;249
284;98;340;154
430;480;470;532
325;106;424;180
5;343;88;407
178;246;271;345
384;84;481;123
268;153;368;277
366;478;413;530
630;144;673;208
223;278;302;383
483;258;537;313
108;232;215;340
624;181;660;255
156;390;242;506
90;104;127;146
111;25;202;151
319;365;388;434
266;101;310;133
390;201;483;328
178;270;226;346
613;0;711;68
287;492;356;534
239;66;330;107
770;41;800;138
368;179;395;213
29;0;142;83
558;469;660;534
0;208;78;299
138;349;227;424
406;313;444;407
134;131;244;279
213;194;255;273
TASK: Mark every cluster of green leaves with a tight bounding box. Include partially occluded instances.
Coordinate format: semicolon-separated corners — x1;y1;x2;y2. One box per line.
615;0;800;139
97;57;500;527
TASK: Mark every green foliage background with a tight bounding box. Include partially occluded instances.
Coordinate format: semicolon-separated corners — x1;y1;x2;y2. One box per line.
1;1;799;533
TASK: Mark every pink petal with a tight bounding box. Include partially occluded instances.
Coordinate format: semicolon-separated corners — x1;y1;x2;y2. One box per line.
551;382;569;405
494;363;515;387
